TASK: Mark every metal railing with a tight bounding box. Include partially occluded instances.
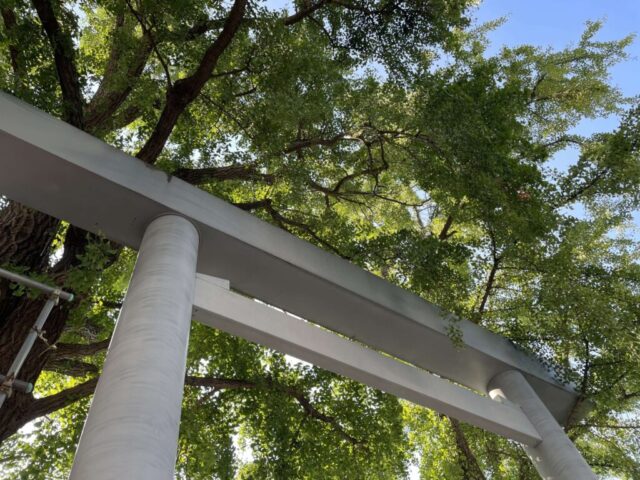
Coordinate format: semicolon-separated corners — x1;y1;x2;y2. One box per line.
0;267;74;408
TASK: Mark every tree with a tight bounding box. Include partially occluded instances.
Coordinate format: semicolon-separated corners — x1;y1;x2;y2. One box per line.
0;0;638;478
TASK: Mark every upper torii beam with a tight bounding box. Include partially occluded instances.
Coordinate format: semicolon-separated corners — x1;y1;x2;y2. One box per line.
0;92;595;479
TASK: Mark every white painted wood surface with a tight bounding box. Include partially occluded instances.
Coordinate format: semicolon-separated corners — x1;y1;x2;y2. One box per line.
192;277;542;445
0;92;580;422
70;216;199;480
490;371;596;479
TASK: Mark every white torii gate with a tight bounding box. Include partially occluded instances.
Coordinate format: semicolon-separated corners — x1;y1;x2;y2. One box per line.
0;92;595;479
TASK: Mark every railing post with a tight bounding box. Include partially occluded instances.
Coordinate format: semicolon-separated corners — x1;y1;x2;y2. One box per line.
489;370;596;480
70;215;199;480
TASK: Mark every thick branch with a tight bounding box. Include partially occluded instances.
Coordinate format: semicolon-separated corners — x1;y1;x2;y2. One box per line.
85;12;153;133
476;232;502;321
173;165;275;185
51;338;111;359
186;375;364;445
283;0;330;26
31;0;84;128
17;374;363;447
1;7;24;87
448;417;487;480
437;201;464;240
234;199;274;211
44;358;99;377
100;104;145;132
136;0;248;164
23;377;98;425
438;214;455;240
477;257;500;319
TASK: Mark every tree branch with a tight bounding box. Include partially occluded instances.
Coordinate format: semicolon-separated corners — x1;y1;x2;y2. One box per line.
283;0;330;26
51;338;111;359
186;375;365;446
44;358;99;377
233;198;274;211
136;0;248;164
477;258;500;319
18;374;364;448
303;139;391;206
476;232;502;321
23;377;98;424
284;132;362;153
1;6;25;89
557;167;610;207
565;338;592;431
238;198;348;258
124;0;172;88
282;0;386;26
438;215;455;240
173;165;275;185
31;0;84;128
85;12;153;133
448;417;487;480
101;104;145;132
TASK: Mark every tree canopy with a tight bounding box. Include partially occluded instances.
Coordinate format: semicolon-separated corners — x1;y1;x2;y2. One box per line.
0;0;639;478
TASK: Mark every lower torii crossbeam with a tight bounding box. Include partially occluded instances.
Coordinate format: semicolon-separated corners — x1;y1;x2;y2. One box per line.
0;92;595;479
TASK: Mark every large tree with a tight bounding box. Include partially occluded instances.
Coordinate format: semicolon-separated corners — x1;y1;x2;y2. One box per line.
0;1;638;478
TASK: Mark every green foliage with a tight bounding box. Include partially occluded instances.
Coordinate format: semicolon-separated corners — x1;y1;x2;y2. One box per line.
0;0;639;478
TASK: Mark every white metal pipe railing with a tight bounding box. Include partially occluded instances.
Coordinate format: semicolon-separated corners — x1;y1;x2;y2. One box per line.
0;267;73;407
0;267;74;302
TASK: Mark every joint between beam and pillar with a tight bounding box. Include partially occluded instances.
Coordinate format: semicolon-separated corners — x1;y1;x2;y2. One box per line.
488;370;596;480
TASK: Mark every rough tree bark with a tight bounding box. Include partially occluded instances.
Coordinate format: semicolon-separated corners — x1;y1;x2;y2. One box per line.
0;0;249;444
449;417;487;480
0;0;88;440
0;202;72;441
0;202;59;324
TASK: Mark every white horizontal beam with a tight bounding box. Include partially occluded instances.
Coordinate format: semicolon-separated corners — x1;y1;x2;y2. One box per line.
192;275;542;445
0;92;579;422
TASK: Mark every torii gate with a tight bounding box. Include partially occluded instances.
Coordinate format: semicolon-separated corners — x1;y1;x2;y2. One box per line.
0;92;595;479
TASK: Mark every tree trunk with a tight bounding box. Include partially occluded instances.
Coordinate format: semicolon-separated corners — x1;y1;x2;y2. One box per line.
0;301;73;442
0;201;59;321
0;200;73;442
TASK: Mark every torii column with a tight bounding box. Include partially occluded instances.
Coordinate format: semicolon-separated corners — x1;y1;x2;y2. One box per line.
489;371;596;480
70;215;199;480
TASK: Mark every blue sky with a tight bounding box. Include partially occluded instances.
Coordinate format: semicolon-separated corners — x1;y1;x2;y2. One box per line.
474;0;639;136
471;0;639;232
269;0;639;169
259;3;639;476
264;2;639;477
421;1;639;476
267;0;639;135
474;0;639;88
255;3;637;477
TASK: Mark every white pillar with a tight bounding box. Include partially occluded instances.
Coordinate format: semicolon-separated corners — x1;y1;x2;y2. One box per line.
70;215;199;480
489;370;595;480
